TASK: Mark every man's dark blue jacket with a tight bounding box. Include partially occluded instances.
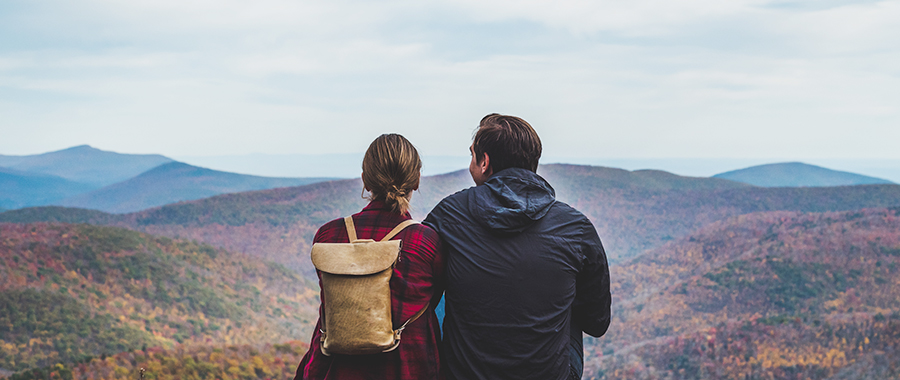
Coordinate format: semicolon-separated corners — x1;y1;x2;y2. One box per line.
424;168;611;380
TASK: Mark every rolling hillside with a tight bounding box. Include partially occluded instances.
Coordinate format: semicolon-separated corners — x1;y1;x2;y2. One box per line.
0;168;95;210
5;209;899;379
56;162;334;213
4;166;900;379
0;145;173;187
0;207;117;225
4;164;900;276
123;164;761;271
587;207;900;379
713;162;894;187
0;223;319;374
0;164;752;274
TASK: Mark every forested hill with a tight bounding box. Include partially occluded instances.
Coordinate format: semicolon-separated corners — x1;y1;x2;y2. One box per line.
0;164;755;276
589;207;900;379
0;223;318;374
4;167;900;379
4;164;900;276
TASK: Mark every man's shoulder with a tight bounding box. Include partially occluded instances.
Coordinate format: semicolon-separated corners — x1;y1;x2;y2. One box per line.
445;185;477;202
424;187;479;231
547;199;592;225
429;186;475;214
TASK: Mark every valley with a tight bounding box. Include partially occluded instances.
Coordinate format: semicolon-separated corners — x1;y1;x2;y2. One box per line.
2;155;900;379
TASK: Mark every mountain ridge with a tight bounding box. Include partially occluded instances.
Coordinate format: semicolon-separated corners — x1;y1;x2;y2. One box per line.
713;162;894;187
0;145;174;187
0;167;96;209
56;161;335;214
4;164;900;276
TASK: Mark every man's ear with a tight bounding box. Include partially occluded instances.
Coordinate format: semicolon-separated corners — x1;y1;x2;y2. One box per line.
481;153;493;177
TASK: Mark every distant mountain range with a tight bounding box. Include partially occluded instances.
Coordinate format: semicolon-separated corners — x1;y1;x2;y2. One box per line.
0;146;334;213
0;167;95;209
4;145;896;215
0;145;173;187
5;164;900;276
179;154;900;184
56;162;334;213
713;162;894;187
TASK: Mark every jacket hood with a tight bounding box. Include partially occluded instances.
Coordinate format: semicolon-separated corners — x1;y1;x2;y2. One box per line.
469;167;557;234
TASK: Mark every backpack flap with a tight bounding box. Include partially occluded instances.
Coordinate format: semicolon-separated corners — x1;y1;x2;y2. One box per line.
311;240;401;275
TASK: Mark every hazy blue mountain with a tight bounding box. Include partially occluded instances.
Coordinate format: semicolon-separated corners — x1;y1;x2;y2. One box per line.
0;167;96;209
177;155;900;184
0;145;173;187
56;162;335;213
177;153;471;178
712;162;894;187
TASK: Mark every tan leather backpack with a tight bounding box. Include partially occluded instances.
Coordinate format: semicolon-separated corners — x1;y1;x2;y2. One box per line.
310;216;429;356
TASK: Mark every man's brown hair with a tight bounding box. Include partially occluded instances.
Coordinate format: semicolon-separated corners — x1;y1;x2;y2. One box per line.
362;133;422;214
472;113;542;173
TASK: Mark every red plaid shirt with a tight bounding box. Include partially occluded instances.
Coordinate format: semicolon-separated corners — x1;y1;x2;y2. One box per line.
294;201;445;380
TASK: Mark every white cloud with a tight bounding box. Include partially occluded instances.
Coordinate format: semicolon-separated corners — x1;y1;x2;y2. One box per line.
444;0;767;36
778;1;900;54
0;0;898;160
232;40;430;76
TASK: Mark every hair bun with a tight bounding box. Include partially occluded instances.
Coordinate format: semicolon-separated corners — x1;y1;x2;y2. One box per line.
386;185;406;199
361;134;422;214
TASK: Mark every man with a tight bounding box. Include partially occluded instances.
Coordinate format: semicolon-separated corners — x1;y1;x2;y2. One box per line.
424;114;611;380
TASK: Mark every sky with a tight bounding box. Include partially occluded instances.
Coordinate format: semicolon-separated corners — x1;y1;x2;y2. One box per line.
1;0;899;165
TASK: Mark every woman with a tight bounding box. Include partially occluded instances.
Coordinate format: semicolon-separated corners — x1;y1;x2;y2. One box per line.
294;134;445;380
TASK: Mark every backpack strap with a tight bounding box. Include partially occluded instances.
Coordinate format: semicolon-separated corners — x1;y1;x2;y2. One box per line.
344;216;358;242
396;301;429;335
344;217;418;242
381;219;419;241
384;301;432;353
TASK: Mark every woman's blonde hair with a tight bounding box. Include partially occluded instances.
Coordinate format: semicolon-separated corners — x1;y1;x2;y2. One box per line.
362;133;422;214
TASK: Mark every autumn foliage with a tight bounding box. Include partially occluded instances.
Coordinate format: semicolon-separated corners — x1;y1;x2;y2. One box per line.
6;341;309;380
588;207;900;379
0;223;318;374
3;166;900;379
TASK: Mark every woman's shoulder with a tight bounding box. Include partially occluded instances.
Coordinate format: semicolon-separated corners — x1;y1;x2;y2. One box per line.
399;222;440;253
313;217;350;243
405;221;438;239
